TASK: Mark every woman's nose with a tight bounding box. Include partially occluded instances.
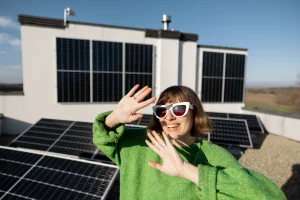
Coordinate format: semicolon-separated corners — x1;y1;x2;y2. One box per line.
165;110;175;120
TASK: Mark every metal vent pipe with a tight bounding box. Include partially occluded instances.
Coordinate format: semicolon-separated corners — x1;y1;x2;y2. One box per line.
162;14;171;30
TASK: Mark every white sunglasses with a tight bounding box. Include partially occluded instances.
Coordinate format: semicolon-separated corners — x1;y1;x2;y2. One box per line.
152;102;194;119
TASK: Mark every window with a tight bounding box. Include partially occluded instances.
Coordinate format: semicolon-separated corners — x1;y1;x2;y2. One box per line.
201;51;245;102
57;38;153;103
57;38;90;102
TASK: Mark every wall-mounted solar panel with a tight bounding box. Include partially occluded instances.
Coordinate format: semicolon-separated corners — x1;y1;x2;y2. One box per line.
209;117;253;148
125;43;153;100
9;118;108;161
205;112;228;118
57;38;90;103
0;146;118;200
93;41;123;102
201;52;224;102
228;113;264;133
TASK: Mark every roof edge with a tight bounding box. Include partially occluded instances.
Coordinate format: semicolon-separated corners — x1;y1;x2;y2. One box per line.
198;44;248;51
18;14;198;41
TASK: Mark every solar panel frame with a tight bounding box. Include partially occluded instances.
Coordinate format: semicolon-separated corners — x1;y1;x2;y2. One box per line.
205;112;228;118
208;117;253;148
0;146;119;200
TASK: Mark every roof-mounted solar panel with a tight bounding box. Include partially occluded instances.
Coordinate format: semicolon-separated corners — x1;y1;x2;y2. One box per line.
9;118;110;162
208;117;253;148
0;146;118;200
138;114;152;126
228;113;264;133
125;114;153;128
205;112;228;118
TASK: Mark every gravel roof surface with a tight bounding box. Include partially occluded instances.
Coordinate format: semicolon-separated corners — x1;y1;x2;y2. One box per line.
239;134;300;200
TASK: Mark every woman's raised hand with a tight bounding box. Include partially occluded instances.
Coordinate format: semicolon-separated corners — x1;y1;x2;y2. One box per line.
105;84;156;128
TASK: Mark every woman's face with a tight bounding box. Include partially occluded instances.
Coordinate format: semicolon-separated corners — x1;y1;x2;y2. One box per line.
159;102;194;140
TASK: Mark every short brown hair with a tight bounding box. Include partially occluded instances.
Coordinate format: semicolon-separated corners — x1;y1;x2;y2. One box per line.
147;85;212;137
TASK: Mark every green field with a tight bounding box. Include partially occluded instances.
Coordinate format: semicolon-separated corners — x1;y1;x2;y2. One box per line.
245;103;295;114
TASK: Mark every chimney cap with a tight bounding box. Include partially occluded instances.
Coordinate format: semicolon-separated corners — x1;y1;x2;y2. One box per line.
162;14;171;23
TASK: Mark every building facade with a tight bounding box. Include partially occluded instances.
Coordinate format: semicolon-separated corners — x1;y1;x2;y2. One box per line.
0;14;247;134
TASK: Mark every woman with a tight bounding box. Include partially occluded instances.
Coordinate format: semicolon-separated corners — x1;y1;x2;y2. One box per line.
93;84;285;200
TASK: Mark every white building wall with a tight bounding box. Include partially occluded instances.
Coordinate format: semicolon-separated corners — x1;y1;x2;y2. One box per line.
243;110;300;142
180;41;197;90
0;96;4;113
156;38;180;93
203;103;245;113
1;23;185;134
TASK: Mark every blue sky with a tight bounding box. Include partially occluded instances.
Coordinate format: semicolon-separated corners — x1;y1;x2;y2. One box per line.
0;0;299;87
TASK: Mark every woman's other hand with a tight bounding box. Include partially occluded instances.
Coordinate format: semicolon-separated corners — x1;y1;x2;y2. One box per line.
145;131;199;184
105;84;156;128
145;131;185;177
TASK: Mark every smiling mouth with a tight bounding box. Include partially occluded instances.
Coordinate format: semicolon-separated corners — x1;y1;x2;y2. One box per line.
167;125;179;128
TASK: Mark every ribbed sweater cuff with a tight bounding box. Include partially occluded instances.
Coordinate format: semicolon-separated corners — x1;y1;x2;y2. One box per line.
198;164;217;200
95;110;125;143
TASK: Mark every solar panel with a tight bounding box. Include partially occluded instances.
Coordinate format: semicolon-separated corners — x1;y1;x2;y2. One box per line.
205;112;228;118
138;114;153;126
9;118;108;161
0;146;118;200
228;113;264;133
57;38;91;103
125;114;153;128
196;134;210;141
209;117;253;148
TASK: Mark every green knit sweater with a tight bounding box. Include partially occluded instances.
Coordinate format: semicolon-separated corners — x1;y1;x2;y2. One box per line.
93;111;286;200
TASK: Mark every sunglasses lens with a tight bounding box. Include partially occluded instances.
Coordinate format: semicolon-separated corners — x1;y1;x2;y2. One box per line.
155;107;167;118
173;105;187;117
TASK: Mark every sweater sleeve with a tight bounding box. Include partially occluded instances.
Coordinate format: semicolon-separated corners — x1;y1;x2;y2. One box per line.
92;110;125;166
197;142;286;200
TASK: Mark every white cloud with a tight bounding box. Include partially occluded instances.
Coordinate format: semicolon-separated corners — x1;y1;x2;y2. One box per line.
0;33;21;47
0;16;19;29
8;39;21;46
7;65;22;69
0;65;23;83
0;33;9;43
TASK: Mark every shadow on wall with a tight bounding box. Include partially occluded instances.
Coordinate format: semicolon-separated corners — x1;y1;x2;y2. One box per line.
281;164;300;200
3;117;32;135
